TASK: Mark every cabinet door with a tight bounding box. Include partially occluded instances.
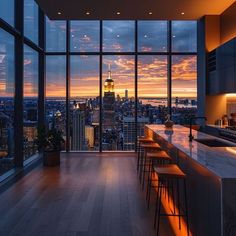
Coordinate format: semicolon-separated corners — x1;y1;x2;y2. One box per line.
217;40;235;70
218;65;235;93
208;71;220;94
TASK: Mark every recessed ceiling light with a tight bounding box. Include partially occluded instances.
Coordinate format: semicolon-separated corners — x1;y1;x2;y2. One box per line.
86;12;90;15
117;12;121;15
57;12;62;15
144;35;148;38
149;12;153;15
181;12;185;15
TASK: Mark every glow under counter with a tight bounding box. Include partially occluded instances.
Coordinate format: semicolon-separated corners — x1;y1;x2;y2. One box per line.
145;125;236;236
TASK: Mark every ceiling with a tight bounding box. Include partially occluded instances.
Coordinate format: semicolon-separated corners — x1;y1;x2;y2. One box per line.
36;0;236;20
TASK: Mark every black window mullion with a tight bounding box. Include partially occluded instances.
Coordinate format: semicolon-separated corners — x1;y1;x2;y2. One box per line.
66;20;70;152
38;7;45;130
14;0;24;167
135;20;138;152
167;21;172;116
99;20;103;152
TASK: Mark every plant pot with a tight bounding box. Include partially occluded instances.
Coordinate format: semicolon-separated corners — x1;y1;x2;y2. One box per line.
43;150;60;166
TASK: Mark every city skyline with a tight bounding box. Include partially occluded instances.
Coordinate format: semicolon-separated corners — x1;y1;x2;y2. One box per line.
18;54;196;98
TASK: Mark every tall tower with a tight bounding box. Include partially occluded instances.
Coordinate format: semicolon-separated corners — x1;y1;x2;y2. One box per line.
71;105;86;150
103;65;115;130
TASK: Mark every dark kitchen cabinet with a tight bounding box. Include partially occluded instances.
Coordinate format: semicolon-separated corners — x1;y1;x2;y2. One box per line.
207;38;236;94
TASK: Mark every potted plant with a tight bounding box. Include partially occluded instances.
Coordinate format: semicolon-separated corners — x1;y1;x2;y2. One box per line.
37;126;65;166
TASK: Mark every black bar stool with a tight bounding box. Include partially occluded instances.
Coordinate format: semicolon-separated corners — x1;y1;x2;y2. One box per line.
139;143;161;189
145;151;172;209
137;136;153;173
153;164;189;236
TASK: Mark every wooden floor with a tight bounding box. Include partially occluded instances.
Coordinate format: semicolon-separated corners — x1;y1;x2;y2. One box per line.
0;153;174;236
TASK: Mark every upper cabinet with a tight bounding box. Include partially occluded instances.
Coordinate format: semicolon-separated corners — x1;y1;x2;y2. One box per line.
207;38;236;95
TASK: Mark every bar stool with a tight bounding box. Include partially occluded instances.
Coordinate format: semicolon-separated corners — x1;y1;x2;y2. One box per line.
145;151;172;208
139;143;161;189
137;136;154;173
153;164;189;236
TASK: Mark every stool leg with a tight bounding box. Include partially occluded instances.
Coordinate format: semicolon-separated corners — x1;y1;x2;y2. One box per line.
142;151;147;190
156;180;163;236
177;178;181;230
137;142;140;173
147;162;155;209
171;179;176;214
184;179;189;236
139;148;144;183
154;178;161;229
146;159;152;201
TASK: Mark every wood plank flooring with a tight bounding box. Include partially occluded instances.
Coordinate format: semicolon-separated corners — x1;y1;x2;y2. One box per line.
0;153;174;236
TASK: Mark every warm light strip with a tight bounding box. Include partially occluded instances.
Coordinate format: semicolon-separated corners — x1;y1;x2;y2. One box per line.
226;147;236;156
226;93;236;97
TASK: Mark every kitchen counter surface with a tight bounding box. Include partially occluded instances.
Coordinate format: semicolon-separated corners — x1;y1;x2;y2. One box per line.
146;124;236;179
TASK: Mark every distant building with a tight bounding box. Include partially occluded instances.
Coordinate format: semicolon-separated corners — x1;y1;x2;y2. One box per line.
123;116;149;150
103;65;115;130
71;108;85;150
125;89;128;100
85;126;94;148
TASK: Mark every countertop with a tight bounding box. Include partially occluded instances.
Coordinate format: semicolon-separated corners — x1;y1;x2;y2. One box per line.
146;125;236;179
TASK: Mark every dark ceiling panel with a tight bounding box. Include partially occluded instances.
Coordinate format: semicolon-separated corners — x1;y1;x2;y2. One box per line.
36;0;236;20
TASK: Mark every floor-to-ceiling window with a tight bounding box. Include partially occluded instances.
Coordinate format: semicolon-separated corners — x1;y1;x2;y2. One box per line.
0;0;42;176
0;1;197;175
171;21;197;124
45;20;197;152
0;29;15;174
23;45;38;160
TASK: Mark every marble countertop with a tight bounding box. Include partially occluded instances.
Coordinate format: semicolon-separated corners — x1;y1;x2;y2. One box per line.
146;125;236;179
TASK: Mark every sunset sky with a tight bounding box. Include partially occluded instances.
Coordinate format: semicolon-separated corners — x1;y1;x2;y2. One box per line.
0;20;197;98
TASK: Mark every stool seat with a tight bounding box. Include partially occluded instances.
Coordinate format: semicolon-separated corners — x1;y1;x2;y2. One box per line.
154;164;186;178
146;151;171;161
141;143;160;149
138;137;153;143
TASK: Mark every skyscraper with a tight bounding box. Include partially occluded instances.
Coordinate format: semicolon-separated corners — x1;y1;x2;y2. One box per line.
71;107;85;150
125;89;128;100
103;65;115;130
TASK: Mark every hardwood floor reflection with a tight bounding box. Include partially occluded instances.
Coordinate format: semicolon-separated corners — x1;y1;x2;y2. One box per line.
0;153;174;236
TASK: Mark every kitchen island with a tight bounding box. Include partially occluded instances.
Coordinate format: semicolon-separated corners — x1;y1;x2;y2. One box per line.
145;125;236;236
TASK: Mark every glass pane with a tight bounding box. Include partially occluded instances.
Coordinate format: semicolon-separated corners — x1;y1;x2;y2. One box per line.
172;21;197;52
138;56;168;125
0;29;15;174
171;55;197;124
70;21;99;52
24;0;39;44
0;0;14;26
103;21;135;52
45;56;66;145
70;55;100;151
23;45;38;160
102;55;135;150
46;17;66;52
138;21;167;52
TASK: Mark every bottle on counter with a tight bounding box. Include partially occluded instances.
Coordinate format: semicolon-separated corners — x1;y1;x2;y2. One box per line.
222;114;229;126
164;114;174;128
215;119;222;126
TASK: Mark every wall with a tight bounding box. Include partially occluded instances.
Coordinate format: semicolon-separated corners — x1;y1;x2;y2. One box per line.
206;94;227;124
204;2;236;124
221;2;236;44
